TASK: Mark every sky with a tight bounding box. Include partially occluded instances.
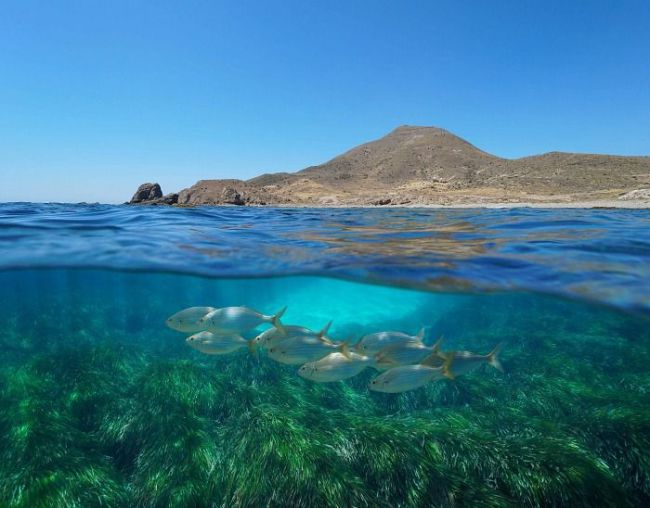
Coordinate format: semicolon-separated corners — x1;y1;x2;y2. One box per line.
1;0;649;203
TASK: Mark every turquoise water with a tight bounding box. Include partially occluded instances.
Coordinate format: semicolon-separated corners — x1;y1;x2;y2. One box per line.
1;204;650;506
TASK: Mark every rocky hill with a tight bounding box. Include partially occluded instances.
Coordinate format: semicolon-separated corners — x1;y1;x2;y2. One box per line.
130;126;650;206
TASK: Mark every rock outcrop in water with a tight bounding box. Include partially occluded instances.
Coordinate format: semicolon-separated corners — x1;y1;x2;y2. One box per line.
130;183;162;203
129;183;178;205
129;126;650;206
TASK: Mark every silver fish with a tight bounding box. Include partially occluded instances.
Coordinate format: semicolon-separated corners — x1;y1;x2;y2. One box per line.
255;321;331;348
368;354;454;393
268;336;349;365
298;351;373;382
200;306;286;334
443;343;503;377
166;306;216;333
185;331;256;355
374;338;442;370
354;328;425;355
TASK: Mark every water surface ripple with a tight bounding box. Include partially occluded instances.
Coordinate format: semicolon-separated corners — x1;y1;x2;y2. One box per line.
1;203;649;314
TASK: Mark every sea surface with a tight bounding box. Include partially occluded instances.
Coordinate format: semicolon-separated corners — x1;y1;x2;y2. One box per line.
0;203;649;507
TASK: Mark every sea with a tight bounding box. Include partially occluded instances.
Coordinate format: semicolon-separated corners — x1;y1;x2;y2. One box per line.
0;202;649;507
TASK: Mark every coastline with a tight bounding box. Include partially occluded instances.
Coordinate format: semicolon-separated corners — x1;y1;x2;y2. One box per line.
396;199;650;209
170;199;650;209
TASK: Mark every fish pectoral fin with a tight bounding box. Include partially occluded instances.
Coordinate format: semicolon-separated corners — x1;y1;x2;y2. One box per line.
375;353;399;366
376;342;402;358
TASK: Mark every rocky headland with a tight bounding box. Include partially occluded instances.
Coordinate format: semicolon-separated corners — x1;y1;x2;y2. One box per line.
129;126;650;207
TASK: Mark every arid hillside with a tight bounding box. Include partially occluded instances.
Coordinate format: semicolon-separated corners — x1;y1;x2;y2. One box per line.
134;126;650;206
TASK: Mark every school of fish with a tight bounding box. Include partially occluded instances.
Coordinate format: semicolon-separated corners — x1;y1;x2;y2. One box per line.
166;305;504;393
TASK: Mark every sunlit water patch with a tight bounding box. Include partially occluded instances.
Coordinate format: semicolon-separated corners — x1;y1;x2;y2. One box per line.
0;204;649;506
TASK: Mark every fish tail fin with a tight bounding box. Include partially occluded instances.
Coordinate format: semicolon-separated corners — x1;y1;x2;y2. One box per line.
247;339;259;359
442;352;455;380
318;320;333;339
272;306;287;335
487;343;504;372
416;327;426;341
340;342;352;359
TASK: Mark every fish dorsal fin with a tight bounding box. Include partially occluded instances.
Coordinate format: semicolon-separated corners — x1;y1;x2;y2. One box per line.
442;352;456;380
318;320;332;339
432;335;444;354
416;327;426;341
317;334;335;345
340;342;352;359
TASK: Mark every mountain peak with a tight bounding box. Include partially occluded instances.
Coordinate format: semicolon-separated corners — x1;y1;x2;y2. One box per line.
168;126;650;207
389;124;447;135
294;125;499;187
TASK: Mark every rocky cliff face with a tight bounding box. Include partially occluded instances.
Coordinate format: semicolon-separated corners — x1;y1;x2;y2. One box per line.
129;126;650;206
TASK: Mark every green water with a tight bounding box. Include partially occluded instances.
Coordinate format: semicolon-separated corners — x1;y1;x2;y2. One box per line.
1;269;649;507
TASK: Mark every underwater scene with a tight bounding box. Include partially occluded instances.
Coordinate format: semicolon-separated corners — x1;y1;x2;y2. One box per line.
1;204;650;507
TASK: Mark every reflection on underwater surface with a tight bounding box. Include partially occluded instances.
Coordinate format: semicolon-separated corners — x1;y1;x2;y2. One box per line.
1;203;649;313
1;268;650;506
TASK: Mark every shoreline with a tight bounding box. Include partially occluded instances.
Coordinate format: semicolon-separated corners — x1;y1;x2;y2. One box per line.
3;199;650;209
172;199;650;209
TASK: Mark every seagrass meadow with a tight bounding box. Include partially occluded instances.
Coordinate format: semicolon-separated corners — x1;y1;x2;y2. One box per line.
1;268;649;507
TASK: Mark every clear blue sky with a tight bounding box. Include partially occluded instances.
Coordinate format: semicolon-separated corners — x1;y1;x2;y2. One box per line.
1;0;649;203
